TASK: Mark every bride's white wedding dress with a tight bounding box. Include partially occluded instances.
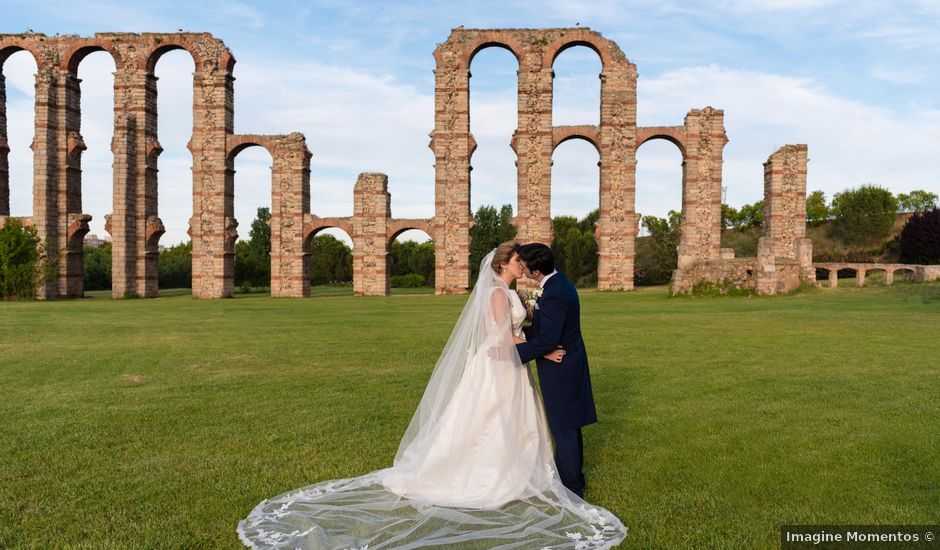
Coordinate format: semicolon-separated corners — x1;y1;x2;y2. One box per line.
238;251;627;549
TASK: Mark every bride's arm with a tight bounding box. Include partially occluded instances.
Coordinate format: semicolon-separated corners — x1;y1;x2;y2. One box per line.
487;289;516;361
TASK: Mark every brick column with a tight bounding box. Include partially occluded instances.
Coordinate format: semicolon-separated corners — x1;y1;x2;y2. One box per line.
110;65;142;297
829;269;838;288
60;69;86;296
676;107;726;270
270;133;311;297
32;57;61;299
763;144;808;260
138;69;163;297
429;60;471;294
0;71;8;216
513;60;553;248
190;49;235;298
596;60;638;291
352;172;390;296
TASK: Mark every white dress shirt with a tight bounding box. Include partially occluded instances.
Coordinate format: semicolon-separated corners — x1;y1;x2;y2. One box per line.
539;270;558;289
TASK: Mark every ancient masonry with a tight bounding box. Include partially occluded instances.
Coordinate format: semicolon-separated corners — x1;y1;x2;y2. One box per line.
0;28;812;298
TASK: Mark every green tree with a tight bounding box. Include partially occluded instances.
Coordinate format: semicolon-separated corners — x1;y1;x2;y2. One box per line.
234;207;272;289
805;190;829;226
721;204;738;229
83;243;112;291
897;190;939;213
469;204;517;282
735;200;764;229
158;241;192;289
551;212;598;287
830;185;899;244
899;209;940;264
635;210;681;285
309;234;353;286
0;219;55;299
390;239;435;286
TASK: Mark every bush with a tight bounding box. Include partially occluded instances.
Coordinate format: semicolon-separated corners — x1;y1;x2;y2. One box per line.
391;273;425;288
830;185;898;245
83;243;112;291
0;219;55;299
158;241;192;289
899;208;940;264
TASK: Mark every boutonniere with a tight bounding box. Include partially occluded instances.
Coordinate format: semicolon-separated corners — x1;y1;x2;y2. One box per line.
517;288;543;327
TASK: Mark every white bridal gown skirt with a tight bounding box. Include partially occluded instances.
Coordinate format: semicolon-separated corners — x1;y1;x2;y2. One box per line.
237;345;627;549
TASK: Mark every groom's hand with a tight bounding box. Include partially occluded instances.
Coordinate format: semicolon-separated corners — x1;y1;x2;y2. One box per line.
543;346;565;363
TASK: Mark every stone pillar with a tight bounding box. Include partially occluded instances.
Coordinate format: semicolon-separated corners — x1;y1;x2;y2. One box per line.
190;41;235;298
676;107;726;270
138;69;163;297
429;57;471;294
352;172;390;296
32;57;61;299
59;69;87;297
829;269;838;288
270;133;311;298
856;269;865;287
884;269;894;286
755;236;776;295
513;59;553;249
796;238;815;286
596;59;638;291
110;64;141;297
0;71;8;216
763;144;808;260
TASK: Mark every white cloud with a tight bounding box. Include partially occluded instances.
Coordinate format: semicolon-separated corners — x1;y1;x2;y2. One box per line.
638;64;940;215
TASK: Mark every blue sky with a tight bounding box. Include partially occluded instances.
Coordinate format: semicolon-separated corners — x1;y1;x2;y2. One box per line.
3;0;940;245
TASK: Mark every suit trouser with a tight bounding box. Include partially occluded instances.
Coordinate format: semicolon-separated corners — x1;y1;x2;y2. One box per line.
550;423;585;497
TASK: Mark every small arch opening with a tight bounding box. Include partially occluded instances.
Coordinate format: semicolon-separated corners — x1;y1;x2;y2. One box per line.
469;46;518;215
552;45;601;126
1;49;37;219
308;227;354;296
551;138;599;288
390;229;434;294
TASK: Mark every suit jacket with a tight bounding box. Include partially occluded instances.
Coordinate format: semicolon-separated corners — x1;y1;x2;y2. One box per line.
516;272;597;429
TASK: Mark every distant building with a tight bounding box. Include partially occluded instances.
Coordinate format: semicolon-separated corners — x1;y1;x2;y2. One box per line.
84;233;111;248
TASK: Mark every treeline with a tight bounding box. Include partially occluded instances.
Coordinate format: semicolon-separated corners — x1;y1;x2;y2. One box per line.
76;187;940;295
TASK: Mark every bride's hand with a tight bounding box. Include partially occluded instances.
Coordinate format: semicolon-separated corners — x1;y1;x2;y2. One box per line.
512;335;525;345
544;347;565;363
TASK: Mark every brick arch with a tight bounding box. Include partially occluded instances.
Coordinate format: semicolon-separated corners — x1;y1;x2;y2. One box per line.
303;219;355;247
452;36;525;71
552;125;599;154
543;29;628;69
0;44;41;69
226;135;277;163
143;42;200;73
62;41;122;73
387;220;434;247
637;127;687;157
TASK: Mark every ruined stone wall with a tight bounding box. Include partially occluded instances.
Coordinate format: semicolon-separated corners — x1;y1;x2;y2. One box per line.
352;173;391;296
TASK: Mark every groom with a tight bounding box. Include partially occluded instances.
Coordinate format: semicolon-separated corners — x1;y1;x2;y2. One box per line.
515;243;597;498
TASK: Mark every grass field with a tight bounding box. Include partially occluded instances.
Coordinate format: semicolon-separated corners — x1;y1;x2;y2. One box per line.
1;283;938;548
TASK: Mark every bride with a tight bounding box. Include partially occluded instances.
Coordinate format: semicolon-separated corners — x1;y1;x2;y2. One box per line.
238;241;627;549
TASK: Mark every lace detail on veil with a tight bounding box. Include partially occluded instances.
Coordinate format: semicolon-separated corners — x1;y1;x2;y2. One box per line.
237;250;627;549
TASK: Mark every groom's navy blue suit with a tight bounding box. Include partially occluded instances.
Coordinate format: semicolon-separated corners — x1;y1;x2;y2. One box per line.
516;271;596;497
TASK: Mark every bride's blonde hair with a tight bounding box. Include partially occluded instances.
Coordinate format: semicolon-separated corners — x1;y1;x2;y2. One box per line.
491;240;521;274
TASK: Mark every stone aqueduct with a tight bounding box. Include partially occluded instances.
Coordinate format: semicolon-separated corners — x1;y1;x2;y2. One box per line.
0;28;814;298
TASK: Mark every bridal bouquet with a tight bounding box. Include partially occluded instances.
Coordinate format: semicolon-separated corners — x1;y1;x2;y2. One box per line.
517;288;542;327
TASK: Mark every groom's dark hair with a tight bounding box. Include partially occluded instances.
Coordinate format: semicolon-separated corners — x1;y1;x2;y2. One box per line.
518;243;554;275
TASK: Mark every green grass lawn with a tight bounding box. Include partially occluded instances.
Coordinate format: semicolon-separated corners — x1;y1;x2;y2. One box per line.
1;283;938;548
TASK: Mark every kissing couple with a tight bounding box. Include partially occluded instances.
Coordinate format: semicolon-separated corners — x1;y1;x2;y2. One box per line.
239;242;627;549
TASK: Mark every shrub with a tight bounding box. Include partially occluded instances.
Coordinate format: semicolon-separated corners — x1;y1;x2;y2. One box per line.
391;273;425;288
899;208;940;264
158;241;192;289
83;243;112;291
830;185;898;244
0;219;56;299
